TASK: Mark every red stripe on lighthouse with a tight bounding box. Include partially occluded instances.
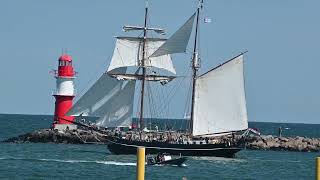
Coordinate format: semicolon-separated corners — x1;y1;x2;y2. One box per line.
54;95;74;124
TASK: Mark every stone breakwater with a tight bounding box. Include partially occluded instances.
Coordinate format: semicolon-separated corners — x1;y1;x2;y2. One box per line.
3;129;320;152
2;129;108;144
245;135;320;152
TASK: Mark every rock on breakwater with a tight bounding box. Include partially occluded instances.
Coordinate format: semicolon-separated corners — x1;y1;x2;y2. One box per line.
245;135;320;152
2;128;107;144
3;129;320;153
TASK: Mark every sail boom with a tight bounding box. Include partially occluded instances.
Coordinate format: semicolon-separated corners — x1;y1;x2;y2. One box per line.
123;26;165;34
192;129;248;138
109;73;176;81
115;36;167;42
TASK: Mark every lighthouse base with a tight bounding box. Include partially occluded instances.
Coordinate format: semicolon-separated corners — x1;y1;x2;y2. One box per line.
54;124;77;131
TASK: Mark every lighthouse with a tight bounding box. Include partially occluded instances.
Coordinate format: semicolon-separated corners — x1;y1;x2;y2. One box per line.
52;54;77;130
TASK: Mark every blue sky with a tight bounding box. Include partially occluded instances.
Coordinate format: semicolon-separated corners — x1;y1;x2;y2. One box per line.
0;0;319;124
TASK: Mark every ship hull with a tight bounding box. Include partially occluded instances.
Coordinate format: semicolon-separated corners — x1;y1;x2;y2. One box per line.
107;138;243;158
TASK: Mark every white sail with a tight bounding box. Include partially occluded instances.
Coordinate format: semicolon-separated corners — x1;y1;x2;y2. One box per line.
107;37;176;74
95;80;136;127
67;69;126;117
192;55;248;136
150;13;196;57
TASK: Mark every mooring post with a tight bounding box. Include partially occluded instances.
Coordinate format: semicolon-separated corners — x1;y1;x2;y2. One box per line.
136;147;145;180
317;157;320;180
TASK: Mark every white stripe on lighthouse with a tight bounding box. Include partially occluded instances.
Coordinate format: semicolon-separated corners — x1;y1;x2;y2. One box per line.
55;77;75;96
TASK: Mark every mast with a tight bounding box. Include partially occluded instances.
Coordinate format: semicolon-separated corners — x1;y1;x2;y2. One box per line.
139;1;149;130
190;0;203;134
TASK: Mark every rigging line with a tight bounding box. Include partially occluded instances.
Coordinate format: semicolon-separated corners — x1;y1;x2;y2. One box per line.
149;81;161;129
155;76;185;117
155;65;190;113
148;69;167;118
147;74;165;117
182;70;193;118
149;79;165;115
147;82;155;119
157;80;170;119
154;79;178;117
135;81;142;118
182;73;193;131
158;79;169;118
146;81;154;119
155;83;179;117
148;82;158;127
148;75;163;119
148;82;160;118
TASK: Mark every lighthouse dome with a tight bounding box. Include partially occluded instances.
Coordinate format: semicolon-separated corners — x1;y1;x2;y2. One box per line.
59;54;72;62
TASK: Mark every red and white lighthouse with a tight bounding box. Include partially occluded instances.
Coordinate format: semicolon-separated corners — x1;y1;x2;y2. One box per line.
52;54;76;130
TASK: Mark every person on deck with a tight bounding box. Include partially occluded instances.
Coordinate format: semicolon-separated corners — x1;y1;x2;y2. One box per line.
278;126;283;137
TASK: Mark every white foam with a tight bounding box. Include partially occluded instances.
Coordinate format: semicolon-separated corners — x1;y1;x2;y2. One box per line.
39;159;136;166
0;157;136;166
96;161;136;166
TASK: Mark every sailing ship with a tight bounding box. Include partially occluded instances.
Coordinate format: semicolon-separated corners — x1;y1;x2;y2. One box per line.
67;0;249;158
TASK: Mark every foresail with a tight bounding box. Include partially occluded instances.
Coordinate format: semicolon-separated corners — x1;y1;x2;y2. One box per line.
150;13;196;57
192;55;248;136
95;80;136;127
67;68;126;117
107;37;176;74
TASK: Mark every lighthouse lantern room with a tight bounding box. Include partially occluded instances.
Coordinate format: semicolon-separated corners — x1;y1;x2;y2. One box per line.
52;54;77;131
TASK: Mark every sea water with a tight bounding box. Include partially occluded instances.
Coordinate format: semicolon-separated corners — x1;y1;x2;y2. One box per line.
0;114;319;179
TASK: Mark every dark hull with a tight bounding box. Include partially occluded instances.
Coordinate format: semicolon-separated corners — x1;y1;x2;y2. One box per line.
107;138;243;158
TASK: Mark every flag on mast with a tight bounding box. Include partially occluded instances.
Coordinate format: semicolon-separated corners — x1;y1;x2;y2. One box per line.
204;16;211;23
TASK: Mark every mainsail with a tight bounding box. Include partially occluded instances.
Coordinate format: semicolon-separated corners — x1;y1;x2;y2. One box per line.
67;68;136;127
192;55;248;136
107;37;176;74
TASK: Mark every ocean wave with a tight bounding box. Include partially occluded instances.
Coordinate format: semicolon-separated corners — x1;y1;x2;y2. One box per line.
192;156;246;163
0;157;136;166
250;158;301;163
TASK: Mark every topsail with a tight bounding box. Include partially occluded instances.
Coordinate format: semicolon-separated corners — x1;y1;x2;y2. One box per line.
107;37;176;74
